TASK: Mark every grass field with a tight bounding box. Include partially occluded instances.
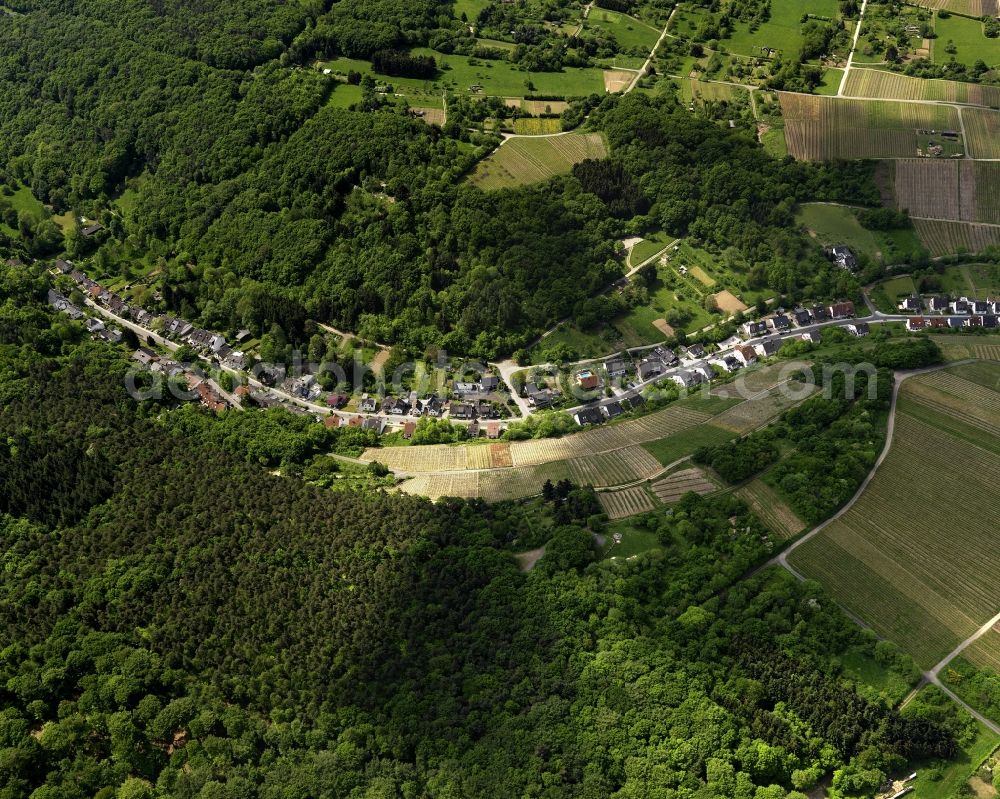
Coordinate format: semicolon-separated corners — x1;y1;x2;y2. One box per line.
890;160;1000;225
628;230;674;266
844;68;1000;107
318;53;605;99
469;133;608;189
788;363;1000;668
583;7;660;53
641;422;736;465
677;78;750;105
934;13;998;69
723;0;841;59
797;202;926;264
736;478;806;540
913;219;1000;256
779;93;962;160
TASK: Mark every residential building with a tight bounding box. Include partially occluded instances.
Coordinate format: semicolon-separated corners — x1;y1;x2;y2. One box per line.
754;338;782;358
827;302;855;319
830;245;858;271
770;314;791;331
734;345;757;366
742;320;767;337
575;407;604;426
898;296;922;313
576;369;600;391
846;322;870;337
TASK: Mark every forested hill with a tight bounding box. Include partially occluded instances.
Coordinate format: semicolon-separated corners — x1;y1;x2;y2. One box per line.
0;258;967;798
0;2;879;357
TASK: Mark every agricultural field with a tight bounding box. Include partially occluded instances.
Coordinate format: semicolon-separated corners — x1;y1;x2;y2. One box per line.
964;627;1000;674
468;133;608;190
566;445;663;486
912;218;1000;255
597;485;658;519
844;68;1000;107
796;202;927;265
788;363;1000;668
962;108;1000;159
911;0;997;13
378;374;813;503
711;382;819;434
888;160;1000;224
511;117;562;135
641;422;738;465
736;478;806;540
650;466;717;503
929;334;1000;363
676;77;750;105
779;93;963;160
933;13;998;69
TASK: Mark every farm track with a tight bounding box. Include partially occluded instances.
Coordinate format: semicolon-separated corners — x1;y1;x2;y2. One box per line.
769;359;1000;732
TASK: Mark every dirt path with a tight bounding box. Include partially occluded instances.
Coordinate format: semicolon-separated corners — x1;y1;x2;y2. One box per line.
625;7;676;94
772;360;975;573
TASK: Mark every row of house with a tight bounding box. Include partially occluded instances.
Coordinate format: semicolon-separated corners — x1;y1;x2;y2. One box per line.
574;394;646;426
741;302;854;339
906;314;998;332
898;294;1000;317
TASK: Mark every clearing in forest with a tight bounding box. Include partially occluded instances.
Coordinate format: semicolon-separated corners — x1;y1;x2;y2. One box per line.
469;133;608;190
787;362;1000;668
736;479;805;540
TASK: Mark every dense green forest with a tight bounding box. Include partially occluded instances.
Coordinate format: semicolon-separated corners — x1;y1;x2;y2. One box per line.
0;254;974;798
0;0;880;358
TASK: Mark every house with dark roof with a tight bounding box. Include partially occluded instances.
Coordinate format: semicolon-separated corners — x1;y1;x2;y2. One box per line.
951;299;970;314
811;304;828;321
575;407;604;426
770;314;791;331
929;296;949;313
684;343;706;359
653;346;678;365
638;359;664;381
742;320;768;338
828;302;855;319
362;417;386;434
846;322;870;337
450;402;476;420
80;222;104;237
420;395;444;416
830;245;858;271
604;401;624;419
898;296;922;313
480;375;499;392
754;338;782;358
383;397;411;415
132;347;159;366
528;391;552;409
326;393;348;409
55;259;73;273
359;394;378;412
792;308;811;326
604;357;630;378
948;317;965;328
671;371;698;389
983;315;998;329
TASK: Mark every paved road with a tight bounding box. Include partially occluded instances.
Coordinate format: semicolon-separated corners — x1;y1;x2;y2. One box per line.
836;0;868;97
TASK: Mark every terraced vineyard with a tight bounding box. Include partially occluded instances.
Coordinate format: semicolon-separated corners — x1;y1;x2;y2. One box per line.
928;335;1000;363
964;627;1000;674
963;108;1000;159
567;445;662;486
736;479;805;540
779;94;961;160
891;160;1000;224
469;133;608;190
909;0;996;14
912;219;1000;256
788;364;1000;668
378;373;822;502
598;486;658;519
844;68;1000;107
650;467;717;503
